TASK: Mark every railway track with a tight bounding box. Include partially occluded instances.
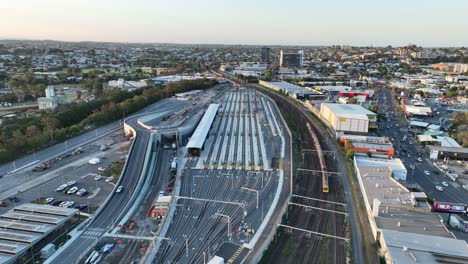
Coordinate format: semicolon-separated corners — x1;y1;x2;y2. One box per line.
251;85;346;264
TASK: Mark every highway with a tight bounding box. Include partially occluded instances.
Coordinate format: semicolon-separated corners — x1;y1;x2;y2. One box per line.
48;115;152;264
376;89;468;204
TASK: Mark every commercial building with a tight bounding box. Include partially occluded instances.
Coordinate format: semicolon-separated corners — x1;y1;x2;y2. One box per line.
279;50;303;68
261;47;271;63
320;103;377;134
339;134;394;158
186;104;220;156
259;81;325;100
401;99;432;117
355;156;407;181
353;160;468;264
428;146;468;160
0;203;78;264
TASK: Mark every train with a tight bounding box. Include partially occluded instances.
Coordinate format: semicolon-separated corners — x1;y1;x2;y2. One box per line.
306;123;329;193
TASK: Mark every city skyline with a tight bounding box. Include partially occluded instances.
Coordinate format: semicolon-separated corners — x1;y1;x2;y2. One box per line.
1;0;468;47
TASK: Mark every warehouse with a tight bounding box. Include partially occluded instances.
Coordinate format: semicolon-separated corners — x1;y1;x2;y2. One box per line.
259;81;325;100
428;146;468;160
320;103;377;134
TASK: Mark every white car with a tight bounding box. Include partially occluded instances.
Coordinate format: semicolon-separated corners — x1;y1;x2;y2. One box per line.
417;158;422;162
45;197;54;204
64;201;74;208
76;188;88;196
97;167;106;171
94;175;102;181
116;186;124;193
67;186;78;194
435;186;444;192
409;165;415;170
67;181;76;187
105;177;114;183
56;184;68;192
424;170;430;176
442;181;449;187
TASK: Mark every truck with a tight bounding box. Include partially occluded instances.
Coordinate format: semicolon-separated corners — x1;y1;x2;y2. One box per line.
170;161;177;172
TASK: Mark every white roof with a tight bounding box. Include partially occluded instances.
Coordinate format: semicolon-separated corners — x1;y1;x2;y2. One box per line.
323;103;376;117
355;157;406;172
436;136;462;148
409;120;429;128
186;104;219;149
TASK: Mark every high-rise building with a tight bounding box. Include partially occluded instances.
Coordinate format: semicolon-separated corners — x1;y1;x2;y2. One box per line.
279;50;303;68
261;47;271;63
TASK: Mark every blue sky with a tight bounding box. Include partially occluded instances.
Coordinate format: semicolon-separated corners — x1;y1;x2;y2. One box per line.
1;0;467;46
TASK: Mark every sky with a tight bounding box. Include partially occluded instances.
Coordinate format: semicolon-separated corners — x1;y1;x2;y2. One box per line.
1;0;467;47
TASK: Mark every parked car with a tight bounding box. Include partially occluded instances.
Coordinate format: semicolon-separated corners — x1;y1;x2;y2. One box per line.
424;170;430;176
56;184;68;192
116;186;124;193
442;181;449;187
435;186;444;192
409;165;415;170
67;186;79;194
45;197;54;204
67;181;76;187
97;167;106;171
0;201;8;207
74;204;88;210
8;196;19;202
52;200;63;206
105;177;114;183
94;175;102;181
417;158;422;162
76;189;88;197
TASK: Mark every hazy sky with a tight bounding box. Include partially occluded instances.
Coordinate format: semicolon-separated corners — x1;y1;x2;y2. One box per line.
1;0;467;46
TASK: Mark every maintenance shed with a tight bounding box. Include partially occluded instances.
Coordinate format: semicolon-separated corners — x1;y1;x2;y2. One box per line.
186;104;220;156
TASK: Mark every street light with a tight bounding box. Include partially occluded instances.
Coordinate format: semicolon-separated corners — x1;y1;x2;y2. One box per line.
215;213;232;241
242;187;259;209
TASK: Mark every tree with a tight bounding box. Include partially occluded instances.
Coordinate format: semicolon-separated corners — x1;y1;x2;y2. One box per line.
264;69;272;81
346;150;355;159
348;97;358;104
370;105;378;113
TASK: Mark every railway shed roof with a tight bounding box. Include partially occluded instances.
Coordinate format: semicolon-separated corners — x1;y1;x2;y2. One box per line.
186;104;220;149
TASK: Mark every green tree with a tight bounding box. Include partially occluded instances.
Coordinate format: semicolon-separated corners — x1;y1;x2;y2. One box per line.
348;97;358;104
346;150;355;159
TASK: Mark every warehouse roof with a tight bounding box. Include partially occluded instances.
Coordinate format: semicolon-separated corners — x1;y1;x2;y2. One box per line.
355;157;406;174
322;103;376;117
186;104;220;149
427;145;468;154
14;203;78;217
0;211;67;225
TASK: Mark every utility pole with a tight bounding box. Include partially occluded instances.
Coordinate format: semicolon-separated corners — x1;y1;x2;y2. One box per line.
215;213;232;241
242;187;259;209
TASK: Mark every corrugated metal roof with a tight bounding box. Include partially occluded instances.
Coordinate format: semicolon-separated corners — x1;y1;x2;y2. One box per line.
323;103;376;117
186;104;220;149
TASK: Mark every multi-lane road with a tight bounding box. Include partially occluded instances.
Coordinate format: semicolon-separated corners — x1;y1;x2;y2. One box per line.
48;115;152;264
376;89;468;204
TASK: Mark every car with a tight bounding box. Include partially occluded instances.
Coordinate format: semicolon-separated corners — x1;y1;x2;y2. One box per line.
409;142;413;145
409;165;415;170
442;181;449;187
67;181;76;187
59;201;68;207
159;191;164;196
76;189;88;197
52;200;63;206
407;154;411;158
67;186;79;194
424;170;430;176
0;201;8;207
74;204;88;210
45;197;54;204
94;175;102;181
56;184;68;192
105;177;114;183
435;186;444;192
8;196;19;202
116;186;124;193
97;167;106;171
417;158;422;162
65;201;75;208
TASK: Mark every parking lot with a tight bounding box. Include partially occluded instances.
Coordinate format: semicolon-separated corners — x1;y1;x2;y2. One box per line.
0;134;130;214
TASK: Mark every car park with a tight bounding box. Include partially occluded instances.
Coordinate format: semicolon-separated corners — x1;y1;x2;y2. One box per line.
67;186;79;194
116;186;124;193
442;181;449;187
435;186;444;192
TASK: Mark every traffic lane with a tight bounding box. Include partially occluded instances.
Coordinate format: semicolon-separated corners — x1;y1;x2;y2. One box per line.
51;237;97;264
91;130;149;229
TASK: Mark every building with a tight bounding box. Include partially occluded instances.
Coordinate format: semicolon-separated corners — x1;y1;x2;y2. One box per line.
339;134;395;158
320;103;377;134
37;86;67;110
401;99;432;117
186;104;220;156
353;160;468;264
279;50;303;68
261;47;271;64
354;156;407;181
108;78;147;90
428;146;468;160
259;81;325;100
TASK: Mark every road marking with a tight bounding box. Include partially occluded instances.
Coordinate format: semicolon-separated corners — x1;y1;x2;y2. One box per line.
227;246;245;264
